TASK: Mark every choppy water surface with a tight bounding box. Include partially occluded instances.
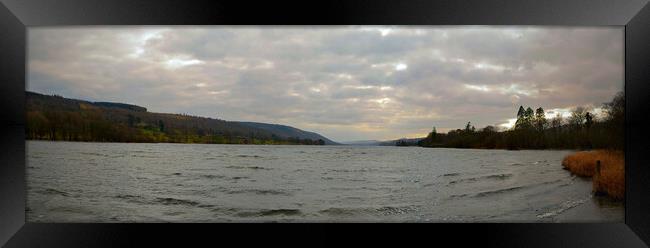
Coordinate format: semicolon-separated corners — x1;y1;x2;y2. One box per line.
27;141;623;222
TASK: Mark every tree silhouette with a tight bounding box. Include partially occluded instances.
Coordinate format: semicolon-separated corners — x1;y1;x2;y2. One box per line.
585;112;593;129
535;107;547;131
569;106;587;129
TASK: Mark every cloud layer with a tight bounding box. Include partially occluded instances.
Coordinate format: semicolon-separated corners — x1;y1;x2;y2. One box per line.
28;26;623;142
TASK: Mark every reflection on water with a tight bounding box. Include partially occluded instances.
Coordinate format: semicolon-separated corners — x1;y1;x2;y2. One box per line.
27;141;624;222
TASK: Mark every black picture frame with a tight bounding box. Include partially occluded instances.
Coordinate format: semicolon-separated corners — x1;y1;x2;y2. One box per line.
1;0;650;247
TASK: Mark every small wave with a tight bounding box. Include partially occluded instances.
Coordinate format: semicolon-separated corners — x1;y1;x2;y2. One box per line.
323;176;367;182
155;197;200;206
448;173;513;185
319;207;364;216
40;188;70;197
226;189;292;196
201;174;226;179
207;207;239;215
235;155;262;158
163;211;186;216
440;173;460;177
115;194;141;200
329;186;385;192
450;186;525;198
130;154;159;158
225;165;272;170
377;206;418;216
114;194;149;204
319;205;417;217
422;182;439;187
196;204;216;208
448;177;476;185
484;173;513;180
236;209;302;217
79;152;108;157
474;186;523;197
330;168;375;173
536;198;588;219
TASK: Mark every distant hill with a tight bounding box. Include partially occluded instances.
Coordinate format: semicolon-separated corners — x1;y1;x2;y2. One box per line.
342;138;424;146
92;102;147;112
379;137;424;146
235;122;338;145
25;91;338;145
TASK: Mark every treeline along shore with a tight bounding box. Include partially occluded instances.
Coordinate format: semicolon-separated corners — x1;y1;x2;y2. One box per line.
25;91;335;145
417;92;624;151
414;91;625;200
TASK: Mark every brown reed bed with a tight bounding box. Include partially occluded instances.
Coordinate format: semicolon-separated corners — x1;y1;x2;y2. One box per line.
561;150;624;200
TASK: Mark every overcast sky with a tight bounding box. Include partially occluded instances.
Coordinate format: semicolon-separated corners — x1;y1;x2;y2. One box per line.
28;26;623;142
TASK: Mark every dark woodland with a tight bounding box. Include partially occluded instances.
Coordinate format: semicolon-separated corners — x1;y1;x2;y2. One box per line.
25;91;332;145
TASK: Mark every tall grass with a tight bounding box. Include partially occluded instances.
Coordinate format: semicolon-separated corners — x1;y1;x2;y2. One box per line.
561;150;624;200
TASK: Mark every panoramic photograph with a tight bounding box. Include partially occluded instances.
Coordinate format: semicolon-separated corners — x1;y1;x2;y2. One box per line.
26;26;624;222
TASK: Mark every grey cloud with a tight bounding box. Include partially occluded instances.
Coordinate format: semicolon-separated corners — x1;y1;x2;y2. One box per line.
28;26;623;142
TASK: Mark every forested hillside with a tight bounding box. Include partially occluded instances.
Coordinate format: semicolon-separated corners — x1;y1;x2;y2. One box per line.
26;91;334;145
234;122;337;145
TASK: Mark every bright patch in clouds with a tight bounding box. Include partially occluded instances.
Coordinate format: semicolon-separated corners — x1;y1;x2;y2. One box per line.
395;63;408;71
474;62;506;72
165;58;204;69
499;118;517;129
371;97;392;106
464;84;490;92
545;108;573;119
127;29;166;58
208;90;227;95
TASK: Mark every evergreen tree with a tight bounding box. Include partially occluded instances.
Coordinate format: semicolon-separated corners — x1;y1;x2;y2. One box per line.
535;107;547;131
525;107;534;126
515;106;526;129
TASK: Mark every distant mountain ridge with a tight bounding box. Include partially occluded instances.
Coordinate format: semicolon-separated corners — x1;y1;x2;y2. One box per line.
379;137;424;146
25;91;339;145
342;138;425;146
235;122;338;145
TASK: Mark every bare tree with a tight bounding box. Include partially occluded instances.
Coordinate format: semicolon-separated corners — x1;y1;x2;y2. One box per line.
551;113;563;130
568;106;587;128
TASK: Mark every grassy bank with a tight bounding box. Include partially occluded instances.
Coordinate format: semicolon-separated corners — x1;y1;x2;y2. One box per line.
561;150;624;200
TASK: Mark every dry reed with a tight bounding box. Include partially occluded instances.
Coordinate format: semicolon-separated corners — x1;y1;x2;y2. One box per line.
561;150;624;200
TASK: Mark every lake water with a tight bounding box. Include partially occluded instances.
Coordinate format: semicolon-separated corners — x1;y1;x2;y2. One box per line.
26;141;624;222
